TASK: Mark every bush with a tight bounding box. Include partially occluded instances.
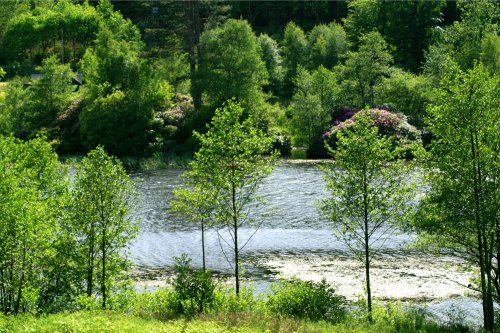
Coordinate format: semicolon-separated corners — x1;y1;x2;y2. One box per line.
109;289;179;320
171;254;217;316
212;286;264;314
266;278;346;323
324;108;421;158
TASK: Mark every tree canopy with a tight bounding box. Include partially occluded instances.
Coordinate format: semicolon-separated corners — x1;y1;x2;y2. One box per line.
198;19;268;118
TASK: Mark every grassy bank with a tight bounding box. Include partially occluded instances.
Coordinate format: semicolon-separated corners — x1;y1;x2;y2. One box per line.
0;284;474;333
121;152;192;171
0;310;469;333
60;152;192;171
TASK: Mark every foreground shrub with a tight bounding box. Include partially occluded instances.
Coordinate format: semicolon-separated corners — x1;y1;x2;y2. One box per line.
212;286;264;314
266;278;346;323
171;254;217;316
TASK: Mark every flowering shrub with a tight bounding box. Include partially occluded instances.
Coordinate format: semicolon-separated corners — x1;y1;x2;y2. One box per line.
324;107;421;157
331;107;358;125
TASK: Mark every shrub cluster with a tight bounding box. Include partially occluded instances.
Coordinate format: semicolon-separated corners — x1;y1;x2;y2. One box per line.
266;278;346;323
170;254;217;316
324;107;421;158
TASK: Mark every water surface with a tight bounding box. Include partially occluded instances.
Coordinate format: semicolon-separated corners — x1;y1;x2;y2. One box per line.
129;161;479;324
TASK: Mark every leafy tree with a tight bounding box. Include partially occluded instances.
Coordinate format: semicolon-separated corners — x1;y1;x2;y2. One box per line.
447;0;499;70
281;21;308;95
70;146;139;309
337;31;393;108
0;1;17;39
184;0;202;109
344;0;445;71
424;0;500;77
1;56;74;136
0;77;31;136
374;69;431;128
412;65;499;331
79;25;172;156
1;0;100;66
480;33;500;76
198;19;268;117
0;67;9;134
31;56;74;128
319;112;415;321
170;172;218;271
307;22;347;70
257;33;284;95
422;45;461;87
0;137;68;314
190;100;278;295
288;66;338;155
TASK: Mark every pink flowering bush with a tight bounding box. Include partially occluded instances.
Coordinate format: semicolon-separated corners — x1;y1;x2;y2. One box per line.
324;107;421;157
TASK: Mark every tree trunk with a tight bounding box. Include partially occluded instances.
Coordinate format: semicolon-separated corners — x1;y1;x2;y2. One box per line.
61;28;65;64
14;244;26;314
87;231;94;296
232;181;239;296
201;219;206;272
186;1;202;111
362;167;372;322
230;165;240;296
101;229;106;309
470;129;494;331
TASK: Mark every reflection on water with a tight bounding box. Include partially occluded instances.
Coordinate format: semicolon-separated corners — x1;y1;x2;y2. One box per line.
130;161;480;325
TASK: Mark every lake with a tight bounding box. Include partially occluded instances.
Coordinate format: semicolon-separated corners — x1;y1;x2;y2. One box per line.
130;161;481;326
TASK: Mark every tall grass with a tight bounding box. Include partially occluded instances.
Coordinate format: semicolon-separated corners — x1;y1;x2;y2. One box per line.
0;308;474;333
121;152;192;171
21;281;472;333
60;152;192;171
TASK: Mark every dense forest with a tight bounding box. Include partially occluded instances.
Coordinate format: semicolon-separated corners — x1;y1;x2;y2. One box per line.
0;0;497;158
0;0;499;332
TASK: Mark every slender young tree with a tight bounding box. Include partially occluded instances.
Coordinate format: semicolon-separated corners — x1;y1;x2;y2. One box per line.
413;64;499;331
71;146;138;309
319;112;415;321
191;100;278;295
0;137;67;314
170;173;218;271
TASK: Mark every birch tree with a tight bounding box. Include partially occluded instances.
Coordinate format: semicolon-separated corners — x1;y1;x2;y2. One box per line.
319;112;415;321
190;100;278;295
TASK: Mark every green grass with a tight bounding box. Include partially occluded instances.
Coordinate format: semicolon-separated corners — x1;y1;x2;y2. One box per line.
0;310;470;333
0;82;7;92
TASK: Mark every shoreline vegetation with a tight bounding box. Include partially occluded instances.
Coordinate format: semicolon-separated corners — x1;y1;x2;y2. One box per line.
0;310;473;333
0;283;476;333
60;150;329;172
